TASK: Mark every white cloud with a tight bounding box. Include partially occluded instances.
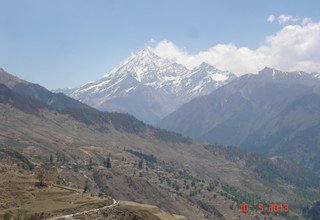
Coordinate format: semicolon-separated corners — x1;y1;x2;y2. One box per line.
149;38;156;43
267;15;275;23
151;20;320;75
302;17;312;25
277;14;300;24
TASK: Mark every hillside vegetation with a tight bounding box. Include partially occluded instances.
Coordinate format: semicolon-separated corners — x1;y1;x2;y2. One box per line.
0;69;319;219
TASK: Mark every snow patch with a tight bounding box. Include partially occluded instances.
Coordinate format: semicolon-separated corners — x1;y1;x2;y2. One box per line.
210;73;229;82
125;86;136;93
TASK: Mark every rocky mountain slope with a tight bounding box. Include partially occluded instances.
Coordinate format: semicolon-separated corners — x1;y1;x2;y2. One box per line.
0;68;92;111
1;69;319;219
158;67;320;172
59;48;236;124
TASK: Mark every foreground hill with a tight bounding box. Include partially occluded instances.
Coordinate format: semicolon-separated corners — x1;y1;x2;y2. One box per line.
0;68;319;219
159;67;320;172
0;164;185;220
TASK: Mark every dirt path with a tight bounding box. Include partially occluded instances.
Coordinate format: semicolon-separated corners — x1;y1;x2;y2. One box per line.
52;184;81;193
118;201;187;220
46;199;118;220
46;200;186;220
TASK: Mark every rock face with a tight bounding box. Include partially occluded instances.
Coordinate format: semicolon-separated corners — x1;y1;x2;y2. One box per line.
59;47;236;124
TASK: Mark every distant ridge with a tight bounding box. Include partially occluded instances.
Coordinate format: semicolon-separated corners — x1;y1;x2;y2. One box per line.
0;68;190;144
158;67;320;172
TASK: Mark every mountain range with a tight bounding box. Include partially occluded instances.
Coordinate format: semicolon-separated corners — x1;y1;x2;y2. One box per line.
59;47;236;124
55;48;320;173
1;67;320;219
0;69;320;220
158;67;320;172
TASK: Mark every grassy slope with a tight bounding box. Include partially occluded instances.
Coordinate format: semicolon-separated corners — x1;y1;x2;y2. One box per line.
0;101;314;219
0;77;317;219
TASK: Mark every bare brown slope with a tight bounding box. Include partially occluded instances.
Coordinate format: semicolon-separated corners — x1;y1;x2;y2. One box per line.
0;104;210;219
0;71;314;219
2;103;292;219
0;101;260;192
0;164;186;220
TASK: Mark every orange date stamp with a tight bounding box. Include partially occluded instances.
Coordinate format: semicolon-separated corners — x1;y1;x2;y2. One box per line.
239;203;289;213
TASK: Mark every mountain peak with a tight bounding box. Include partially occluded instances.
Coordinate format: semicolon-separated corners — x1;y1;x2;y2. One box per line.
197;62;217;71
258;67;312;78
130;47;166;66
136;47;157;58
258;67;288;78
261;67;276;71
63;47;238;124
114;47;174;82
130;46;170;66
255;67;320;86
260;67;282;73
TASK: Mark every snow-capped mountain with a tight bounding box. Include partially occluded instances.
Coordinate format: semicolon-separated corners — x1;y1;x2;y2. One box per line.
257;67;320;86
178;62;237;103
60;47;237;124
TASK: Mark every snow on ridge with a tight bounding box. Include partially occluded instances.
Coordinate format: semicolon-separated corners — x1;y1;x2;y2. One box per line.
312;72;320;78
189;80;206;93
210;73;229;82
100;47;234;91
73;78;113;94
125;86;136;93
68;47;237;105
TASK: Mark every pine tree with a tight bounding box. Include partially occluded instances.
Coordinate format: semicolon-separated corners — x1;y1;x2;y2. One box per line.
104;157;112;168
3;211;12;220
56;151;60;162
83;178;90;193
36;169;47;187
138;159;143;169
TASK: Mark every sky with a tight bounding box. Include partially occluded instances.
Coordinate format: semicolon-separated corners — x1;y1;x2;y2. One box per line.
1;0;320;89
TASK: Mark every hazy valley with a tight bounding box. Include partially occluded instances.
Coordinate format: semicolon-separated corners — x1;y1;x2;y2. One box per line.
158;67;320;173
1;66;320;219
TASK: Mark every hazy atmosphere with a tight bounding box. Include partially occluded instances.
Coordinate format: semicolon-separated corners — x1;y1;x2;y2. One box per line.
1;1;320;219
1;0;320;89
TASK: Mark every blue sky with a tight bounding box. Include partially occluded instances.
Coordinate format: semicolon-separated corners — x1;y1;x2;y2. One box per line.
1;0;320;89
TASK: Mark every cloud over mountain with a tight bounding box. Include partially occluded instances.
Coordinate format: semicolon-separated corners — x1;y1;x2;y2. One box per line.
151;18;320;75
